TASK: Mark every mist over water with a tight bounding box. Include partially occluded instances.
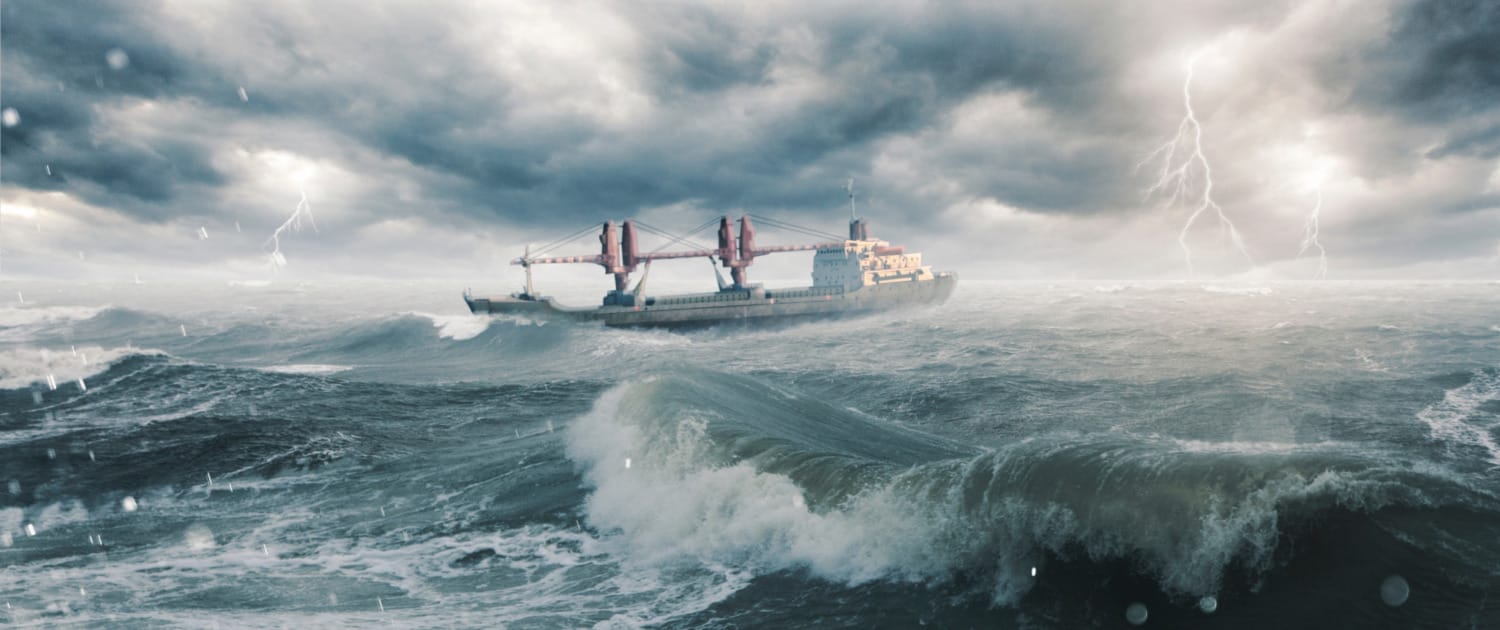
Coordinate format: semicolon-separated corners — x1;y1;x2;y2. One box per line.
2;280;1498;627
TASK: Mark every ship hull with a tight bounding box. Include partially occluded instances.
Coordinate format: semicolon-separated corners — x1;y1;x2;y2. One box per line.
466;273;956;328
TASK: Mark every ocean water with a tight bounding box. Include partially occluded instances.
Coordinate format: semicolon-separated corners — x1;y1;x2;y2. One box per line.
1;280;1498;628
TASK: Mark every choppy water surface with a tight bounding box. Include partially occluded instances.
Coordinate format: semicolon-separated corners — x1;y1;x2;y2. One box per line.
2;280;1498;628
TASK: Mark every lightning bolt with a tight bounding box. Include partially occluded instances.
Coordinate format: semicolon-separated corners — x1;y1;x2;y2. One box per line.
1138;53;1251;275
1298;189;1327;278
265;190;317;271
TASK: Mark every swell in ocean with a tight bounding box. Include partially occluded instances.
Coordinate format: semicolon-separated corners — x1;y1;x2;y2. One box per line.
2;283;1499;627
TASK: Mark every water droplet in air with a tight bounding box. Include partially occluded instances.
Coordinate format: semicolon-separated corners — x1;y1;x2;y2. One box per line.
46;448;56;460
181;324;188;336
1198;595;1218;613
1030;566;1037;577
105;48;129;70
1;533;11;547
1125;602;1148;626
377;597;384;612
238;86;249;101
121;496;138;512
1;108;19;127
184;523;216;550
624;457;632;469
7;480;19;495
1380;574;1409;607
24;523;37;537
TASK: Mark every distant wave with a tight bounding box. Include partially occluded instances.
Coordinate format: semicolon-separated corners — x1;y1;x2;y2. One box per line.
408;311;493;341
1201;285;1273;296
0;345;164;390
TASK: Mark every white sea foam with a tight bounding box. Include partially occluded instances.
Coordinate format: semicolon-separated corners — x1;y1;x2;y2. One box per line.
1416;369;1500;465
0;346;155;390
260;363;352;375
1201;285;1272;296
410;312;491;341
0;304;108;329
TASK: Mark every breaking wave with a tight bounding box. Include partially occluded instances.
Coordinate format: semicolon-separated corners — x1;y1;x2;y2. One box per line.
567;372;1499;606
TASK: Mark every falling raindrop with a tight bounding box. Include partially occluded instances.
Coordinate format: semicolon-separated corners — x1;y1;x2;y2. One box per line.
46;374;57;391
1198;595;1218;614
1;532;11;547
377;597;384;612
24;523;37;537
71;346;77;357
198;227;209;240
1380;575;1410;607
45;164;52;175
262;543;269;556
1;107;18;127
181;324;188;336
379;506;386;517
238;86;249;102
32;391;43;404
16;291;23;303
76;378;86;392
624;457;632;469
183;523;216;550
105;48;130;70
6;480;18;494
327;592;338;606
88;450;96;462
121;496;138;512
1030;566;1037;577
1125;602;1148;626
46;448;56;460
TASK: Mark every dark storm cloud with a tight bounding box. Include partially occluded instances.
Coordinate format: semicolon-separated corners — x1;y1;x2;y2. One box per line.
2;0;1497;277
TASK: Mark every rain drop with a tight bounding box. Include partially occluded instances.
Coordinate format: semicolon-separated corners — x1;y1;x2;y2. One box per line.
121;496;138;512
1380;574;1410;607
45;164;52;175
238;86;249;102
88;450;95;462
198;226;209;240
7;479;19;495
624;457;632;469
377;597;384;612
1;532;11;547
76;378;86;392
184;523;216;550
181;324;188;336
1198;595;1218;614
1030;566;1037;577
1;107;18;127
47;374;58;391
105;48;130;70
1125;602;1148;626
24;523;37;537
46;448;56;460
262;543;269;556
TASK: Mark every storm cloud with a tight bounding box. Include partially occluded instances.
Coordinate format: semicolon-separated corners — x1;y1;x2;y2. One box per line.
2;0;1497;281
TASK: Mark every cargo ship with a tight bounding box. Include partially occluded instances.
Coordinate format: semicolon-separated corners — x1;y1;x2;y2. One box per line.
464;186;956;327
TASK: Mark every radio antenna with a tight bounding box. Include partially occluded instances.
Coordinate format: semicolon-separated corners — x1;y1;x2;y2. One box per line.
846;178;857;220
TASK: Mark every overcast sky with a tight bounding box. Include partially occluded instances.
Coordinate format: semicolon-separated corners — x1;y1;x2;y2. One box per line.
2;0;1497;288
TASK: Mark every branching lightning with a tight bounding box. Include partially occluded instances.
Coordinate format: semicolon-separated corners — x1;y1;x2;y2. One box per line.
1138;53;1251;275
265;190;317;271
1298;189;1327;278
